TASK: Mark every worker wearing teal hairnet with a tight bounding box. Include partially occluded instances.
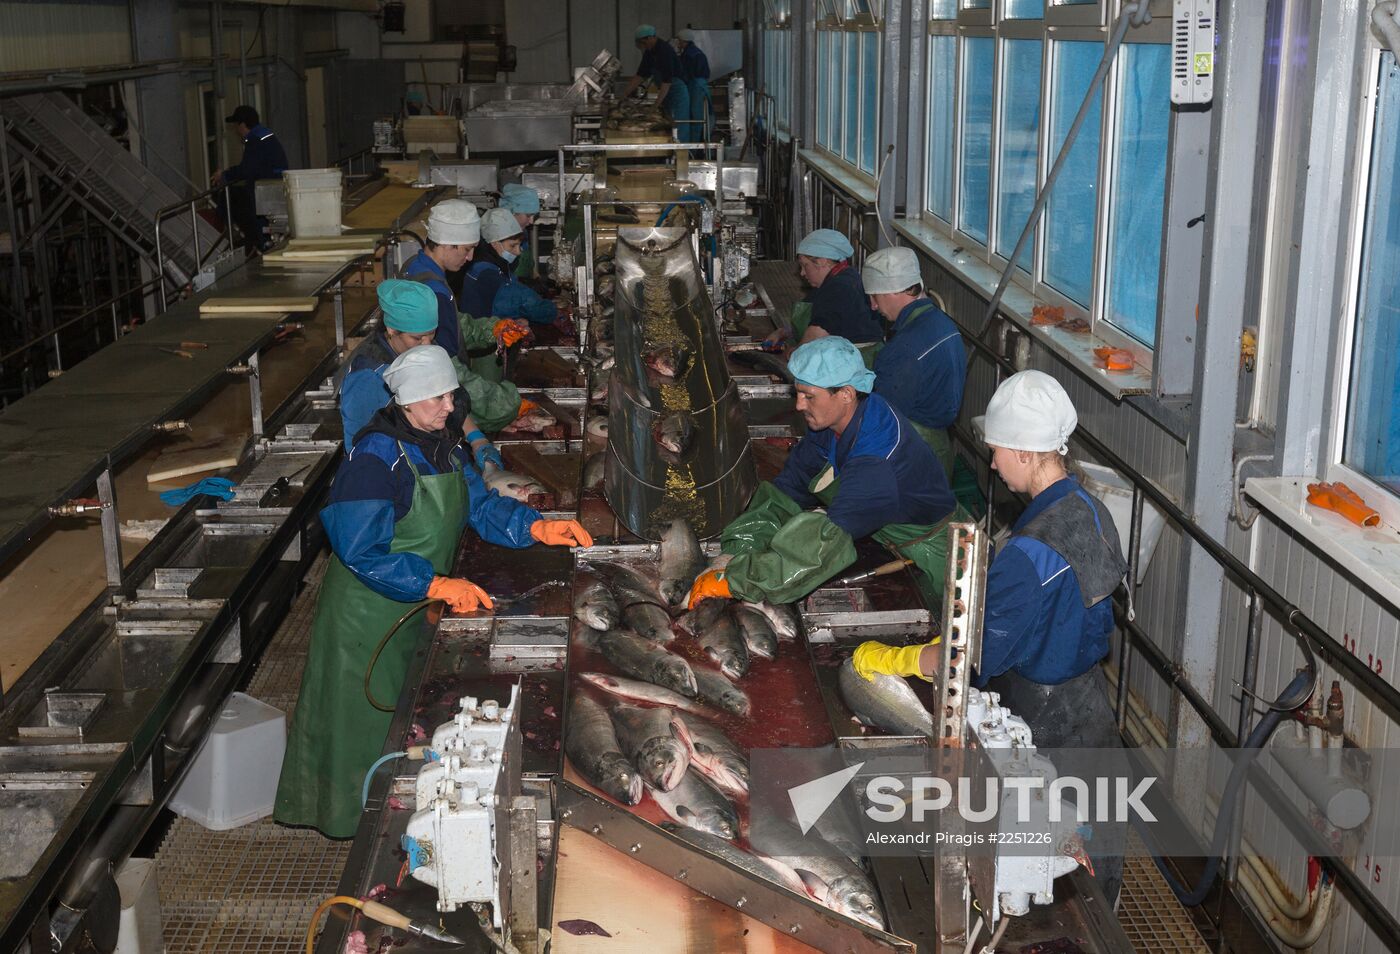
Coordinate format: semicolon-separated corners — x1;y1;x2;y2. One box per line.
623;24;694;141
687;337;961;609
500;184;542;279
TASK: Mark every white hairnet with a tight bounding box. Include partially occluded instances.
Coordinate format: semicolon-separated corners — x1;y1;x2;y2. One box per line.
982;370;1077;454
383;345;457;406
427;200;480;245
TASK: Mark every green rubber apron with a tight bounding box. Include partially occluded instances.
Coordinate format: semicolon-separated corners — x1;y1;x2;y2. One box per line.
274;442;467;838
811;464;966;612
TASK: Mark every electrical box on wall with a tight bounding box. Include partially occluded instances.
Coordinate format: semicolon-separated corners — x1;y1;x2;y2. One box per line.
1172;0;1216;105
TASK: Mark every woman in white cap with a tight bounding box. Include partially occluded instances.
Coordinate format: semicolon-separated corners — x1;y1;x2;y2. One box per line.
851;370;1127;897
275;345;592;838
463;207;561;325
763;229;884;350
402;199;534;433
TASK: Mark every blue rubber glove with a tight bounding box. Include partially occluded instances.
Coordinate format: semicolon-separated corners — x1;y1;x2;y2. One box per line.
473;442;504;470
159;476;237;506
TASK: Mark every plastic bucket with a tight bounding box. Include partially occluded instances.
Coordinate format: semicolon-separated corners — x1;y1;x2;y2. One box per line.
284;168;343;238
1078;461;1167;576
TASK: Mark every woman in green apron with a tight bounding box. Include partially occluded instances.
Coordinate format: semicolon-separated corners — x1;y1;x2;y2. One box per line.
687;337;966;611
274;346;592;838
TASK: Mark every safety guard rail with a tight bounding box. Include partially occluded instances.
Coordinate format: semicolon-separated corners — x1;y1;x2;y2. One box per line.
153;181;234;308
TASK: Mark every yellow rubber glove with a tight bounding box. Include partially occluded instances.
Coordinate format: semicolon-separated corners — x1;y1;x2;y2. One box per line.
687;567;732;609
428;576;493;614
530;519;594;548
851;640;937;683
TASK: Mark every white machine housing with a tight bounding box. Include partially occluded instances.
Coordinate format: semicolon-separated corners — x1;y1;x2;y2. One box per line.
965;687;1084;923
403;687;520;926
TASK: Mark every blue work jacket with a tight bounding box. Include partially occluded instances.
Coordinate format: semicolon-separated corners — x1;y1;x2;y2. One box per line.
872;298;966;430
680;44;710;81
808;264;884;344
224;125;288;184
464;245;557;324
975;477;1116;687
638;41;683;84
401;249;465;356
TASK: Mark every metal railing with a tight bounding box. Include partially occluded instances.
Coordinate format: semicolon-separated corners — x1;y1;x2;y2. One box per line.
334;146;377;181
153;181;234;307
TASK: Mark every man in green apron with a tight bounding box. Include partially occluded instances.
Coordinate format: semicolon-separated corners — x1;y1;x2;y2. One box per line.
274;346;592;838
687;336;965;611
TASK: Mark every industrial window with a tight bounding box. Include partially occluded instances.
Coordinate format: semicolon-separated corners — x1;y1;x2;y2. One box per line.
817;31;830;147
814;9;881;184
996;38;1042;271
860;31;879;173
843;29;861;161
918;9;1172;356
1343;52;1400;494
761;26;791;134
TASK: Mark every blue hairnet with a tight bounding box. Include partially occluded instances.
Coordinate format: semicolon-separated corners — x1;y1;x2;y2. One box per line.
788;336;876;393
377;280;439;334
796;229;854;262
635;24;657;39
500;183;541;216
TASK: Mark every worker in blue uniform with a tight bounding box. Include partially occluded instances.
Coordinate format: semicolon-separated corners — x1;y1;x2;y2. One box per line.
499;184;542;280
687;336;958;610
462;208;560;325
763;230;884;351
677;29;712;143
861;246;967;477
211;105;288;253
401;200;532;433
275;346;592;838
851;370;1127;901
337;280;505;475
623;24;693;142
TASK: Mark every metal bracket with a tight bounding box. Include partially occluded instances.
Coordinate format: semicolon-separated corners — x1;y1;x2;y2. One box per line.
936;522;988;746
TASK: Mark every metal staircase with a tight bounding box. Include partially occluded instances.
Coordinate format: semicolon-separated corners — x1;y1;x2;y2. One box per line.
0;92;224;287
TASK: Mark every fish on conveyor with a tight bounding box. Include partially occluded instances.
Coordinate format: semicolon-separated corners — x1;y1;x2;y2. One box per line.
599;628;697;697
671;713;749;798
621;598;675;643
658;519;706;609
652;412;693;456
481;461;547;503
643;342;692;378
686;599;750;678
731;603;778;661
647;769;738;840
692;666;751;717
611;704;690;792
676;594;726;637
586;416;609;440
573;581;620;631
582;452;606;489
595;275;615;299
753;821;886;930
500;404;558;434
585;560;668;608
837;658;934;737
565;693;644;805
745;600;801;642
578;672;709;714
727;347;795;385
659;824;809;896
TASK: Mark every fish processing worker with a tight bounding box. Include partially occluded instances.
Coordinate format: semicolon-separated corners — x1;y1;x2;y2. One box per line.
462;208;560;325
850;371;1127;896
623;24;693;141
337;280;503;473
499;183;541;279
401;200;534;433
862;246;968;477
763;230;884;350
210;105;288;253
677;29;711;142
687;336;958;609
275;346;592;838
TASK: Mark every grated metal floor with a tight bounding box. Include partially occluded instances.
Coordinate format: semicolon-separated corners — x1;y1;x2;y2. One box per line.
155;555;351;954
1117;834;1211;953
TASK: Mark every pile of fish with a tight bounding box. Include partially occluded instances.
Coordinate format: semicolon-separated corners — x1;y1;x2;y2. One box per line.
481;460;551;507
498;403;558;435
563;519;885;930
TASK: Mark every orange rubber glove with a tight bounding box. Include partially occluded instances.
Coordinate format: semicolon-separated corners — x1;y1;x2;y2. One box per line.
687;567;731;609
517;398;541;417
1306;481;1381;527
530;519;594;548
494;319;531;348
428;576;493;613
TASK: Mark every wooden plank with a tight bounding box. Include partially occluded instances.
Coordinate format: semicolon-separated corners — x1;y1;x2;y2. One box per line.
198;296;320;315
145;432;248;484
342;183;431;230
287;235;380;248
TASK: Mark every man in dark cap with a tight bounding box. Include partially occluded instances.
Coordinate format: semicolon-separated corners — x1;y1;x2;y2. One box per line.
211;105;288;253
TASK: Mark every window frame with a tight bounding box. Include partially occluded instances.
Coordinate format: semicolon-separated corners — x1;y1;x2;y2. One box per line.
1327;47;1400;524
916;4;1167;364
812;16;882;186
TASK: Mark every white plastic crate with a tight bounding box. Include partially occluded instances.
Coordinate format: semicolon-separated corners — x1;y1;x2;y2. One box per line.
168;692;286;831
284;168;343;238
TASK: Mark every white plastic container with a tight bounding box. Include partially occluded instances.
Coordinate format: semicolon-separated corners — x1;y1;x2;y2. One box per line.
1078;461;1168;576
168;692;286;830
115;857;163;954
283;168;343;238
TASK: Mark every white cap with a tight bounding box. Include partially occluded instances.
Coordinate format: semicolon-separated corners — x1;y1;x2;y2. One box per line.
981;370;1077;454
481;207;524;243
679;28;696;41
862;246;922;294
383;345;458;406
427;200;481;245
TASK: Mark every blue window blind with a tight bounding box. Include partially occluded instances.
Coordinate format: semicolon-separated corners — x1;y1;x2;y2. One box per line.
1044;41;1102;307
860;31;879;173
1346;52;1400;492
926;35;956;222
996;39;1042;271
1105;44;1170;345
958;37;994;245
